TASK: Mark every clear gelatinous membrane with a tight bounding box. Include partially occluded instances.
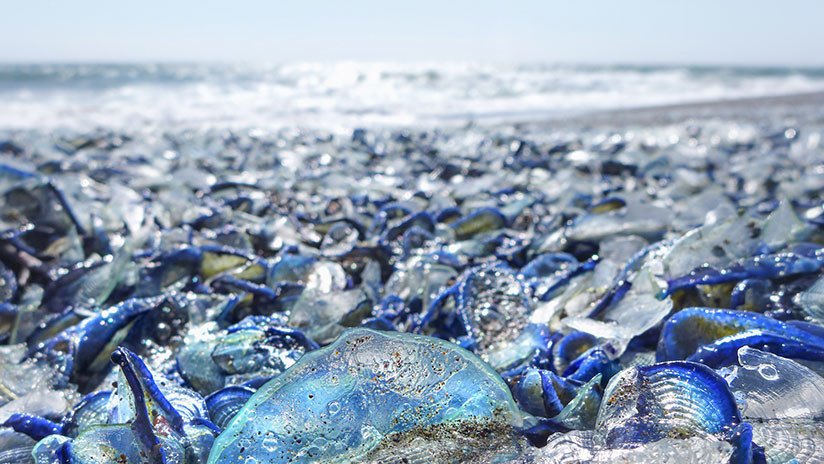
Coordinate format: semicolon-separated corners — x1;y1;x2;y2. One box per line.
724;347;824;420
208;328;521;463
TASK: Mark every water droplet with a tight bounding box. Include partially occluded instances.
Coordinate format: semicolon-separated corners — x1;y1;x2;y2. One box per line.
327;400;340;415
758;363;779;380
262;436;278;452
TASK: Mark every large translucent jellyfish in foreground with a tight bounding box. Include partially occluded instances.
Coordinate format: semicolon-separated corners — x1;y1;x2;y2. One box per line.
208;328;523;463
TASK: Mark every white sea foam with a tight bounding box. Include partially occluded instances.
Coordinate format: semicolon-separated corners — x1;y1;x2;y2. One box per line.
2;62;824;131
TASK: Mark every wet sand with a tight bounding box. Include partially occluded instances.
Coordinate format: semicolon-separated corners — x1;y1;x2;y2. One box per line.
522;90;824;130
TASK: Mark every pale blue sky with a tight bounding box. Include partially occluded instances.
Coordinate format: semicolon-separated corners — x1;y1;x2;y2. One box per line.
3;0;822;65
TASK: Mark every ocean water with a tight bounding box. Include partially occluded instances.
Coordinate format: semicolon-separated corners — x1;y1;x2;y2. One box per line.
2;62;824;131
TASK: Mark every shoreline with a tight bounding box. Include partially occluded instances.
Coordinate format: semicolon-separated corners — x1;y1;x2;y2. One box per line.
534;90;824;129
2;90;823;137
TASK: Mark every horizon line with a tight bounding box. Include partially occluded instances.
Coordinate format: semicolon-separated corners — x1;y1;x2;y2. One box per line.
0;59;823;69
